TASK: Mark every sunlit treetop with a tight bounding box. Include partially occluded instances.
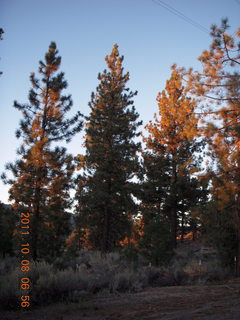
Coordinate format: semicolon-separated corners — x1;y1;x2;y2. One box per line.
145;69;199;154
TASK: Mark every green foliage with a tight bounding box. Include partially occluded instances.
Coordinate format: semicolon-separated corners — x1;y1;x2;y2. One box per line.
1;22;239;309
139;216;173;266
179;18;240;275
201;201;237;269
0;203;17;257
2;42;83;260
142;70;207;250
75;44;142;252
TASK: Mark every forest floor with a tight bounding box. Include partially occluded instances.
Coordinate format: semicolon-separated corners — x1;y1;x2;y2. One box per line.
2;279;240;320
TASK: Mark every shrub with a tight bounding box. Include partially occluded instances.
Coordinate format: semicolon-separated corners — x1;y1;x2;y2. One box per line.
110;269;137;292
144;266;175;287
28;260;54;285
0;268;21;310
0;256;18;276
33;267;90;305
0;247;229;310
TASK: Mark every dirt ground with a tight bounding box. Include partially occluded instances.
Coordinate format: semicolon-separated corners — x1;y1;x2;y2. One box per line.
2;281;240;320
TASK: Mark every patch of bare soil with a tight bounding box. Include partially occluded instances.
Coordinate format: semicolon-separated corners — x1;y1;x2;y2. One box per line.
2;280;240;320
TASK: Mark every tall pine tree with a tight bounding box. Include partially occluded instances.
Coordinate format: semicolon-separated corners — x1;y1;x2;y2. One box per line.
143;69;205;249
75;44;142;253
179;19;240;275
2;42;83;260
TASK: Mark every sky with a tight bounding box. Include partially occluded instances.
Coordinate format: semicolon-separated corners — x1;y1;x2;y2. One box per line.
0;0;239;204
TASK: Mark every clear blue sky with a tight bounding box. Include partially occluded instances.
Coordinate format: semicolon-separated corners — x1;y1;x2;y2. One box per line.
0;0;239;204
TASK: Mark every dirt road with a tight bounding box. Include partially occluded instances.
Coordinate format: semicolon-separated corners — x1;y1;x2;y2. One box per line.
2;282;240;320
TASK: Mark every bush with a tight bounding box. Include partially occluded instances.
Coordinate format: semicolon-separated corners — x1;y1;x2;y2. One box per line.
170;252;228;285
0;255;18;276
0;247;229;310
0;268;21;310
144;266;175;287
34;268;90;304
28;260;54;285
110;269;141;292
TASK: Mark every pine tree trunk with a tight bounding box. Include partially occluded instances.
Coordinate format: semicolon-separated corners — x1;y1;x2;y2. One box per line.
170;206;177;248
192;225;196;241
102;179;111;253
235;158;240;277
102;177;112;253
236;189;240;277
32;183;41;261
181;214;184;243
102;205;111;253
170;159;177;249
32;89;48;260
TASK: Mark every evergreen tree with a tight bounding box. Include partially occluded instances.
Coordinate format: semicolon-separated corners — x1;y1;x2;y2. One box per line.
75;44;142;253
2;42;83;260
179;19;240;275
203;78;240;272
143;69;205;249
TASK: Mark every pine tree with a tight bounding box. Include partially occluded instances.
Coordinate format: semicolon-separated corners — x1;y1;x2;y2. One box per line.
182;18;240;107
75;44;142;253
205;84;240;273
179;18;240;275
2;42;83;260
143;69;205;249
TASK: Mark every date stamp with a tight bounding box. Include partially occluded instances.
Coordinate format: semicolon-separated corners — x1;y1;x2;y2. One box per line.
20;212;31;309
